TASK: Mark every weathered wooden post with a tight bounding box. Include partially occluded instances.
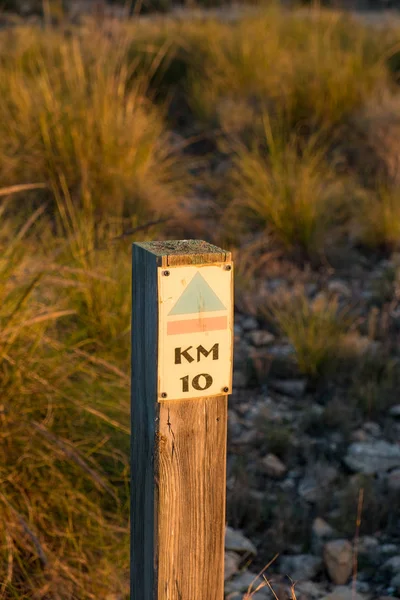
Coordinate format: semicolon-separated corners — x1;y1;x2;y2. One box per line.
131;240;233;599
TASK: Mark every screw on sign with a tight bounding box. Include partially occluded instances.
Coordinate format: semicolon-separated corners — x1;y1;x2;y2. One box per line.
131;240;233;600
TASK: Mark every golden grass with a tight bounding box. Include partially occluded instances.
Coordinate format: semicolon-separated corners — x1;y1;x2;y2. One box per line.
185;7;390;133
0;25;185;220
358;185;400;250
227;119;349;257
265;287;356;377
0;200;130;599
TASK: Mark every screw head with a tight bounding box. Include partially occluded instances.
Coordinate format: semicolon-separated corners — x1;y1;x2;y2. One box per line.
222;387;229;393
224;264;232;271
163;270;170;276
161;392;168;398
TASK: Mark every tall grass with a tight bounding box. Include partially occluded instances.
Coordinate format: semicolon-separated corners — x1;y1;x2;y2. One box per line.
0;198;130;599
0;26;185;219
228;119;348;257
265;287;356;377
186;8;389;133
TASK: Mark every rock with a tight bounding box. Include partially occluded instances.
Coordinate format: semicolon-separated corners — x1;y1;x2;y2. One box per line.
390;405;400;418
380;543;399;555
279;554;322;581
328;280;352;297
299;466;338;503
351;429;369;443
311;518;337;555
234;323;243;336
261;453;287;478
344;441;400;474
2;0;45;15
355;581;370;594
242;316;258;331
392;573;400;594
357;535;379;555
363;421;382;437
233;428;259;445
225;527;257;556
228;409;242;438
225;570;268;595
224;551;240;581
249;348;272;384
280;477;296;492
388;469;400;493
320;586;365;600
265;344;300;378
233;340;252;373
232;370;248;389
382;555;400;572
269;378;307;398
324;540;353;585
248;330;275;347
295;580;325;599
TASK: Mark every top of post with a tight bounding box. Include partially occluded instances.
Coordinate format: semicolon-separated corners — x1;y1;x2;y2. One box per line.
134;240;230;266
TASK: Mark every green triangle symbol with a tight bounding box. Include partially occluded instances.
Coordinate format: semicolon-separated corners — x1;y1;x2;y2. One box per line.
169;272;226;315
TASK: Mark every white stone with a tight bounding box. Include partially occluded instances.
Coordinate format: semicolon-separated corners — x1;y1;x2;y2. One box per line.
248;330;275;347
311;518;336;554
320;585;365;600
224;551;240;581
390;405;400;418
279;554;322;581
324;539;353;585
242;316;258;331
344;441;400;474
269;379;307;398
225;570;265;594
225;526;257;556
261;453;287;478
382;555;400;573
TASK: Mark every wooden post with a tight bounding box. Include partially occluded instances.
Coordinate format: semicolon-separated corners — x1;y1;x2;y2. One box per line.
131;240;233;600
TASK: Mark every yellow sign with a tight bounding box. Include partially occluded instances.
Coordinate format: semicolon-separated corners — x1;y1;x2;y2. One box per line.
158;263;233;400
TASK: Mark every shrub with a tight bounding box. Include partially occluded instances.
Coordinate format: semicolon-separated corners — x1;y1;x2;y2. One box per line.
0;27;185;220
265;287;356;377
228;120;348;258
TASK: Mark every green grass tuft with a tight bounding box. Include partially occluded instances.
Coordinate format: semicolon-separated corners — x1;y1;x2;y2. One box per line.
265;287;356;378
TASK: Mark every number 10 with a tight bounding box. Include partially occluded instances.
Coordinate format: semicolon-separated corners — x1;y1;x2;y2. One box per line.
180;373;213;392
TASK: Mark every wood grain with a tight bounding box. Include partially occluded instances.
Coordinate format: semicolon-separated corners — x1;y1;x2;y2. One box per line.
131;240;232;600
157;396;227;599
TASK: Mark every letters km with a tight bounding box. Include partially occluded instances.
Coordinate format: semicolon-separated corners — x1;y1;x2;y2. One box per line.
175;343;219;365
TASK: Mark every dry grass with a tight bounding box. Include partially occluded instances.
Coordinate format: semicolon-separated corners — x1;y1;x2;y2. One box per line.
357;185;400;251
186;8;389;133
0;25;185;220
351;93;400;187
265;287;356;377
227;119;349;258
0;198;130;598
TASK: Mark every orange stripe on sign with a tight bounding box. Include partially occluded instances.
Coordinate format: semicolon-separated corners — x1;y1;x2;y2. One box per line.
167;316;227;335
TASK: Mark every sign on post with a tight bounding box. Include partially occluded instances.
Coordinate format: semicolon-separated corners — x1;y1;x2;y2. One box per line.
131;240;233;600
158;264;233;400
